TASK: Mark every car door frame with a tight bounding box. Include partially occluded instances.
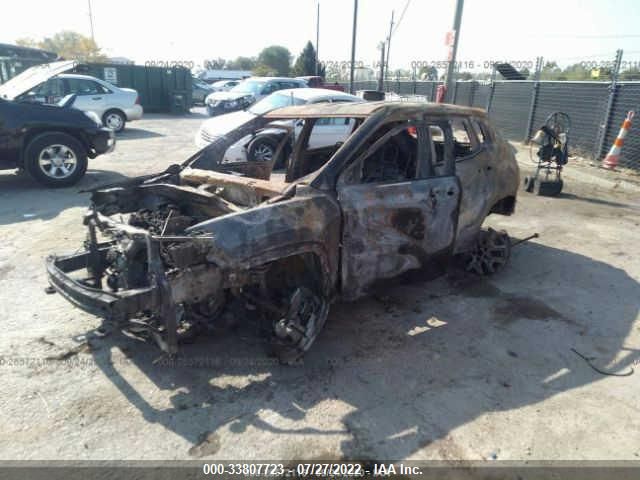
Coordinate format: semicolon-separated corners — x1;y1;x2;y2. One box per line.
336;118;462;301
66;78;111;116
308;116;353;149
0;99;10;162
450;115;496;252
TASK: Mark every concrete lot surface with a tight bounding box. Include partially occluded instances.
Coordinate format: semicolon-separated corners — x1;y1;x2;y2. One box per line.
0;111;638;460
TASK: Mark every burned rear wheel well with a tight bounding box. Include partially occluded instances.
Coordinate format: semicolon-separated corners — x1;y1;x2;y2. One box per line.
490;195;516;215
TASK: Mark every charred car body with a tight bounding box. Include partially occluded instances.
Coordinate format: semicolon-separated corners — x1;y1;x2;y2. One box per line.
46;102;519;362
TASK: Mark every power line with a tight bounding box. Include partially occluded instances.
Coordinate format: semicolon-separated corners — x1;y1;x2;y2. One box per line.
529;34;640;39
552;50;640;61
87;0;95;42
390;0;410;37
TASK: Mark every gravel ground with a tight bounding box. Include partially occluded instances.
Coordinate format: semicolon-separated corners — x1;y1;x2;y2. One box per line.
0;110;639;461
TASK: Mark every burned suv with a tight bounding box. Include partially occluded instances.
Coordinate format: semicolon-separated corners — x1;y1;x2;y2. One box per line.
46;102;519;362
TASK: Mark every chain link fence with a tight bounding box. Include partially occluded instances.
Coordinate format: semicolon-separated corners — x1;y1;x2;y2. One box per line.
340;78;640;170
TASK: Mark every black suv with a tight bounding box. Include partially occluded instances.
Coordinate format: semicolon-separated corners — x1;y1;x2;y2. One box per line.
0;96;115;187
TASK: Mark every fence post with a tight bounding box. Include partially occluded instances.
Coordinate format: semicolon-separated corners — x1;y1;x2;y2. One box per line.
524;56;544;142
486;66;497;113
595;49;623;160
412;67;417;95
469;81;477;107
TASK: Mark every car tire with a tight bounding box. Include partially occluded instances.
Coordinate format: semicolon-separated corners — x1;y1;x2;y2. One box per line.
206;105;217;117
247;136;280;164
24;132;88;188
102;109;126;132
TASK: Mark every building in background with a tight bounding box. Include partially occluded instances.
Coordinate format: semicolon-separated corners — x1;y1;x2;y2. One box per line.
196;69;252;83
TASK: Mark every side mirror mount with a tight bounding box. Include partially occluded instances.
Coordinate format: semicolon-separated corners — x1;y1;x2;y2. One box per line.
18;92;39;103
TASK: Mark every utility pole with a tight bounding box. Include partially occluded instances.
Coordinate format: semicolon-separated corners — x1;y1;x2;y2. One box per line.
444;0;464;101
384;10;394;82
315;2;320;76
88;0;95;42
349;0;358;94
377;42;386;91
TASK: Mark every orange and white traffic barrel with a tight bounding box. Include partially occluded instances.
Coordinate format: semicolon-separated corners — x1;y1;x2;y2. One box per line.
603;110;635;169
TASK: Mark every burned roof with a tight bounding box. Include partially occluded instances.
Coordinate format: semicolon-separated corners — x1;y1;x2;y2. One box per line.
265;101;488;119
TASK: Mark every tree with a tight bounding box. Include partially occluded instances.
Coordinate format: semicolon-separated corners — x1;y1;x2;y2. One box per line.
324;63;342;81
227;56;257;70
256;45;291;76
17;31;107;62
204;57;227;69
540;61;561;80
252;64;275;77
418;66;438;81
559;63;592;80
293;41;323;77
620;67;640;81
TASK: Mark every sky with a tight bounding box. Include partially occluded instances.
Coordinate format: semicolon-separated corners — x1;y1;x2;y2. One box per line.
3;0;640;74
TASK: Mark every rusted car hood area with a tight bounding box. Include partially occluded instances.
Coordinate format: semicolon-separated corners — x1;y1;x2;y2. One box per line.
86;170;293;263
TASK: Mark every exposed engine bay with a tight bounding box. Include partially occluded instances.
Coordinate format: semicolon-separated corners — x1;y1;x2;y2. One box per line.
71;163;316;359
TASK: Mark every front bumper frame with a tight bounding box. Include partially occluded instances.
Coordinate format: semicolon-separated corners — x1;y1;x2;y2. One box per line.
46;246;155;322
45;214;181;353
89;128;116;158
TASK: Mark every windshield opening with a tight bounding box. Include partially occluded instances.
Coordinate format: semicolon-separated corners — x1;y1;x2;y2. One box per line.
249;93;306;115
230;80;264;95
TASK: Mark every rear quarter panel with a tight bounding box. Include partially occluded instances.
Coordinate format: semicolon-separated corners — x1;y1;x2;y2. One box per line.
454;121;519;253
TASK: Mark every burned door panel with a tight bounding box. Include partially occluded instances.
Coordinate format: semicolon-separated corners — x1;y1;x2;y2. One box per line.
338;176;461;300
455;152;492;250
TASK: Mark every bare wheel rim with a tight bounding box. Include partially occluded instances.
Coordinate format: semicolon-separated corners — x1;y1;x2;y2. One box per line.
38;144;77;179
105;112;124;130
253;143;274;161
466;229;511;275
274;287;328;354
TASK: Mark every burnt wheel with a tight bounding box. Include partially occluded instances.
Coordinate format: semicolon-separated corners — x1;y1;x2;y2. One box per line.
271;286;329;364
465;228;511;276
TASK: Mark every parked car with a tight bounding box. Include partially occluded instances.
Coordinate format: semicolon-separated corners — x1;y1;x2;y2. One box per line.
209;79;240;92
46;102;518;362
0;95;115;187
191;77;214;105
197;87;361;166
204;77;307;116
297;76;345;92
0;61;143;133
